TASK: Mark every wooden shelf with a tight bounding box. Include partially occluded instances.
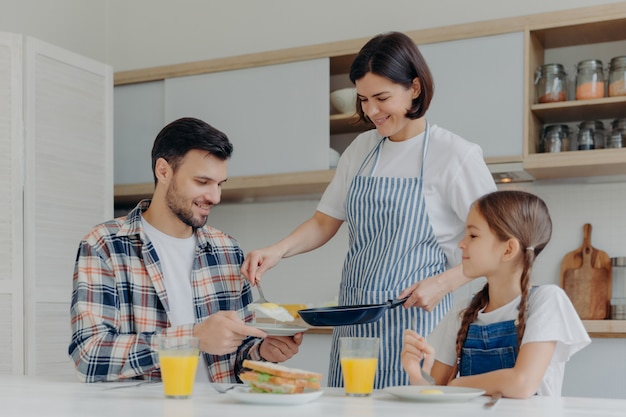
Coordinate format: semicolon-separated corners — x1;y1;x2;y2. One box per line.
524;148;626;179
114;169;336;207
582;320;626;338
530;96;626;125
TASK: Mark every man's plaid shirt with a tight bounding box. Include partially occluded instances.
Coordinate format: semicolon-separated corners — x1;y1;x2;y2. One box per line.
69;200;262;382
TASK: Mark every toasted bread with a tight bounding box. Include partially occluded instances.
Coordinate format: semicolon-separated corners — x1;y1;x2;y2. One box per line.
240;360;322;394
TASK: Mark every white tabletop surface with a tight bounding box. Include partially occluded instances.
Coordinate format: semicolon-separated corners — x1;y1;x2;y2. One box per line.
1;375;624;417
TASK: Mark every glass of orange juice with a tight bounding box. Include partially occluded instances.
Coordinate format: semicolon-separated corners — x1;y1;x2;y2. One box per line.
339;337;379;397
156;335;200;399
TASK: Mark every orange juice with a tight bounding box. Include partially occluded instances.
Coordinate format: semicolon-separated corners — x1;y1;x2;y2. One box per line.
340;357;378;396
159;353;199;398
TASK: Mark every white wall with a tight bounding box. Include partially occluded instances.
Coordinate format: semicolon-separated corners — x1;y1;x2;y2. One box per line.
0;0;108;63
105;0;622;71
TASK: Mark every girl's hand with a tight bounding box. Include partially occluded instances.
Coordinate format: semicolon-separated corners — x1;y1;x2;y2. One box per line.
401;329;435;385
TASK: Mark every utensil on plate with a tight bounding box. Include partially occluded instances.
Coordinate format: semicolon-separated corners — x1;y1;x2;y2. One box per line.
298;297;409;326
484;391;502;408
249;283;294;322
210;383;237;394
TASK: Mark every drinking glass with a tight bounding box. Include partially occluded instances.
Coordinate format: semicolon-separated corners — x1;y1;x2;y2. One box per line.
339;337;379;397
156;335;200;399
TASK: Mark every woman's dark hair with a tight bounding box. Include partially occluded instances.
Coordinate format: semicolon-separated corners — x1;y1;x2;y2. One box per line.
150;117;233;185
349;31;434;124
451;191;552;380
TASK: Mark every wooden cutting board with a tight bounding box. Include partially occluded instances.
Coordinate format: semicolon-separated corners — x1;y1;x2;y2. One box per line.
560;223;612;319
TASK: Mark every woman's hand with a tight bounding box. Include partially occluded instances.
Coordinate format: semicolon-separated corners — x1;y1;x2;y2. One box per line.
401;329;435;385
241;245;285;285
399;274;448;311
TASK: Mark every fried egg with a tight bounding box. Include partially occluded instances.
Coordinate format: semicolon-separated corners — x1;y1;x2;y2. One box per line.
249;302;295;322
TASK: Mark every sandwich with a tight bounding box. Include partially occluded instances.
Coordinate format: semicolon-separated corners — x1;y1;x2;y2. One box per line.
240;360;322;394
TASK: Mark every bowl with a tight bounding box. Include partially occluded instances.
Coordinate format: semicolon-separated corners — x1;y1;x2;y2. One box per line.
330;88;357;114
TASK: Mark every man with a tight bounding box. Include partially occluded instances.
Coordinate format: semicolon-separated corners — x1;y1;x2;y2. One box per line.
69;117;302;382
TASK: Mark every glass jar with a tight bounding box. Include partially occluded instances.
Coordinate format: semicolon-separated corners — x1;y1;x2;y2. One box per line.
534;64;567;103
608;119;626;149
608;56;626;97
610;257;626;320
575;59;605;100
541;125;570;152
577;128;595;150
578;120;606;149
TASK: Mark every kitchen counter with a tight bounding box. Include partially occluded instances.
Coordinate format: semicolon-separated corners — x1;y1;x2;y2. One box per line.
1;375;625;417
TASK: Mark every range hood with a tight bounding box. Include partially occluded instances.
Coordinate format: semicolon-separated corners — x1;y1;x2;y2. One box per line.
488;161;534;184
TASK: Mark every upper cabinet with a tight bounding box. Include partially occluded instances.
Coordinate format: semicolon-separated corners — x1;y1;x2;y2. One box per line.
523;13;626;179
113;3;626;206
115;59;330;187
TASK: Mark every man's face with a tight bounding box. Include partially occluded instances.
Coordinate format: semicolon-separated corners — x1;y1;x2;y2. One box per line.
164;149;228;229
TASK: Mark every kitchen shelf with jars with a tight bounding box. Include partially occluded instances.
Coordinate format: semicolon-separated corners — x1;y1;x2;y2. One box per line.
524;13;626;180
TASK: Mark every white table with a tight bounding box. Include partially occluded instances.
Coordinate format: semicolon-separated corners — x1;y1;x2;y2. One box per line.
1;376;624;417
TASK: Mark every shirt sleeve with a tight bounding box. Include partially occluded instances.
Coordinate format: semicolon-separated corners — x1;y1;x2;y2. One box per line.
69;238;185;382
428;299;468;366
523;285;591;362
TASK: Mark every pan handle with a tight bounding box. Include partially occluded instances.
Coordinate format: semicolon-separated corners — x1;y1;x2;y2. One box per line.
387;296;410;309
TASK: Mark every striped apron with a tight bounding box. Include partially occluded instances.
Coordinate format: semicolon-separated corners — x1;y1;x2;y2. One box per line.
328;122;451;388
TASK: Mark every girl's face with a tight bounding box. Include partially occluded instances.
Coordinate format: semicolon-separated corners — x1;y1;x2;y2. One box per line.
355;72;420;141
458;206;509;279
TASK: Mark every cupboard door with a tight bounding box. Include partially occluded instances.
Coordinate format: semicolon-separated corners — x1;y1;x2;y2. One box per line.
114;80;165;185
164;58;330;177
0;32;24;375
419;32;524;158
23;37;113;376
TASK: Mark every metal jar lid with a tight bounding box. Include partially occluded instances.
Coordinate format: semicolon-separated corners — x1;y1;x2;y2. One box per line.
609;56;626;70
577;59;604;71
612;118;626;130
611;257;626;266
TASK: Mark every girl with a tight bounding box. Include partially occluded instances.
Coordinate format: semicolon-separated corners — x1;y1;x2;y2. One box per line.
401;190;590;397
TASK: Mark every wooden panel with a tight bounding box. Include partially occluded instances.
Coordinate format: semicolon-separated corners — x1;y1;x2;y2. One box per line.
523;148;626;179
582;320;626;338
115;169;336;207
531;96;626;124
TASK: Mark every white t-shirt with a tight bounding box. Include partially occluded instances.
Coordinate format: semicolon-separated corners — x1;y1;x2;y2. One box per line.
140;215;196;326
318;125;497;267
141;216;211;381
427;285;591;396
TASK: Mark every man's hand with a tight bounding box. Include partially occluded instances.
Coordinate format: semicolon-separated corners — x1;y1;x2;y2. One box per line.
259;333;303;363
193;311;266;355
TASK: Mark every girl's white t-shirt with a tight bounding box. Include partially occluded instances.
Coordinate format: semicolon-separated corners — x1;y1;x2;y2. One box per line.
318;125;497;267
427;285;591;396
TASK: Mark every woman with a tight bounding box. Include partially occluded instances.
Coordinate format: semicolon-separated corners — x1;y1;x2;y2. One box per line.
241;31;496;388
401;191;590;397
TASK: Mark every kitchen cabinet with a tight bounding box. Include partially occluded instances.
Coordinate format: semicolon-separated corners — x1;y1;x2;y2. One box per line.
523;15;626;179
0;33;113;376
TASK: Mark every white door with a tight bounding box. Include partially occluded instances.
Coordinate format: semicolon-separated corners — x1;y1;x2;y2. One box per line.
22;37;113;376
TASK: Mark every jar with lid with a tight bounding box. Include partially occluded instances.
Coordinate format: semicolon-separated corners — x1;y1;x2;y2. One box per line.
577;128;595;150
610;257;626;319
575;59;605;100
608;56;626;97
608;118;626;148
578;120;605;149
534;64;567;103
541;124;570;152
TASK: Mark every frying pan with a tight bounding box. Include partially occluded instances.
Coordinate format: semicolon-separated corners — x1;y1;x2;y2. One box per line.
297;297;409;326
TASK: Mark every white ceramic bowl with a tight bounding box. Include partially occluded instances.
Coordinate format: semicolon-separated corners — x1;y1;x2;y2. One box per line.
330;88;357;114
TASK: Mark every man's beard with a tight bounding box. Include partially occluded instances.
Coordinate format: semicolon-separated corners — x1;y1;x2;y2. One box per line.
165;180;208;229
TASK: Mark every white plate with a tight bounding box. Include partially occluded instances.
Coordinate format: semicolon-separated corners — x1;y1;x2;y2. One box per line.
383;385;486;402
227;386;323;405
248;322;308;336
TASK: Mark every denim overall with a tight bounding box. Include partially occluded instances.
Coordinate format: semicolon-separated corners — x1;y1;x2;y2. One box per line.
459;288;537;376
